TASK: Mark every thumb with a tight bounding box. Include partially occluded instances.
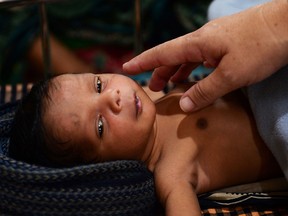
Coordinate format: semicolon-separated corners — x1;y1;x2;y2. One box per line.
179;70;236;112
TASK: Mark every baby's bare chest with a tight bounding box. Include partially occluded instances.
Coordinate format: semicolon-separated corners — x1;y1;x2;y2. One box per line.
157;94;252;142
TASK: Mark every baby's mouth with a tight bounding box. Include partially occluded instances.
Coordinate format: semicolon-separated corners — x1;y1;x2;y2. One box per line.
135;95;142;117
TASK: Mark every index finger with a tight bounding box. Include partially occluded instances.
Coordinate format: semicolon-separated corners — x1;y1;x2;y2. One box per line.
122;33;204;74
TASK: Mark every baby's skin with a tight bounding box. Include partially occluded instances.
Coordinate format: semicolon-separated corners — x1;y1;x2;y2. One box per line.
43;73;282;215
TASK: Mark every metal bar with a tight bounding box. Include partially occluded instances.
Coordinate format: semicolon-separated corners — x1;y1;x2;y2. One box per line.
0;0;54;78
134;0;142;55
39;2;51;78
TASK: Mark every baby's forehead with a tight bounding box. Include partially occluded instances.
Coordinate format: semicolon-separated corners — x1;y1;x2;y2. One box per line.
44;108;95;159
45;89;81;129
51;74;76;91
43;104;81;139
48;75;80;103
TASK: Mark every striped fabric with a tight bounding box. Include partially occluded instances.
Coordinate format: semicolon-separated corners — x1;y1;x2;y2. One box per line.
201;206;288;216
0;101;158;215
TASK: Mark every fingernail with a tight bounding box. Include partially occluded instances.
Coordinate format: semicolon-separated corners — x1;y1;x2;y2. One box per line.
122;62;129;68
180;97;195;112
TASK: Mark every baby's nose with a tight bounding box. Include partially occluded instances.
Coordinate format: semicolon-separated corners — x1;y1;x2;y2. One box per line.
105;89;121;113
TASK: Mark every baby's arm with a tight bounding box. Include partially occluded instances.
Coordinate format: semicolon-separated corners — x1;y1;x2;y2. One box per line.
155;174;201;216
165;183;201;216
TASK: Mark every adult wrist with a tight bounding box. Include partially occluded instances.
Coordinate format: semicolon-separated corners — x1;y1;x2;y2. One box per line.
261;0;288;65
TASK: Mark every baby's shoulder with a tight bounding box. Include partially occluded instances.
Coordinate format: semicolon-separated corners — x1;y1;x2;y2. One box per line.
169;82;196;94
154;82;196;105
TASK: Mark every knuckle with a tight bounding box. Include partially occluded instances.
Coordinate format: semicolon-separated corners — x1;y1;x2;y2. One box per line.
214;67;240;90
153;68;169;82
191;82;213;106
153;46;165;64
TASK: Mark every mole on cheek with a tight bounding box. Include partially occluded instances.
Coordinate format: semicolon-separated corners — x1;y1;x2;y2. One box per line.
196;118;208;130
70;113;80;127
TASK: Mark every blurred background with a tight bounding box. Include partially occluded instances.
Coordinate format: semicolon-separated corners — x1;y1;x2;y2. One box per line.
0;0;212;85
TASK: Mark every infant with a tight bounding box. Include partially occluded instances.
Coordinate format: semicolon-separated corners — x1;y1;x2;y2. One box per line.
9;73;282;215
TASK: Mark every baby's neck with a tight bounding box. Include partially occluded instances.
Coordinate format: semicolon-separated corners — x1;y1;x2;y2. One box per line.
142;94;185;172
140;115;162;172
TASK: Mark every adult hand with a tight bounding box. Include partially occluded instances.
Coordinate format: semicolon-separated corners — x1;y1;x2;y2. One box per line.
123;0;288;112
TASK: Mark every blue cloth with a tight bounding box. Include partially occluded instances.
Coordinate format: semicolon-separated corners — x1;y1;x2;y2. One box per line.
208;0;271;20
247;65;288;180
207;0;288;180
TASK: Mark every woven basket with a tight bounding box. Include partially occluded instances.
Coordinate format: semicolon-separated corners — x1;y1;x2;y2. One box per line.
0;102;157;216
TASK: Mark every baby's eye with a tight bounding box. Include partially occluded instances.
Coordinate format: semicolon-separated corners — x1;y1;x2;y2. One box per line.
96;76;102;93
98;115;104;138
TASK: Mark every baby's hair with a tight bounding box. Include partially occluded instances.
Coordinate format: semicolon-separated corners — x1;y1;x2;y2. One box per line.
9;78;55;167
9;76;94;168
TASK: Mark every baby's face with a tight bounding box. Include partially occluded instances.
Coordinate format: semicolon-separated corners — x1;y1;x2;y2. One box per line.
44;73;156;163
